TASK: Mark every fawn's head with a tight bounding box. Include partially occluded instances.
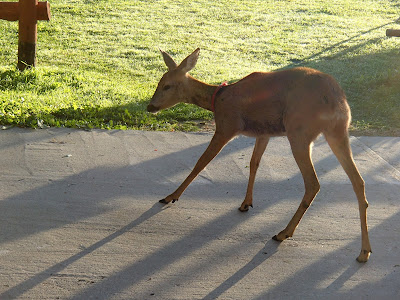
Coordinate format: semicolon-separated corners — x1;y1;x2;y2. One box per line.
147;48;200;113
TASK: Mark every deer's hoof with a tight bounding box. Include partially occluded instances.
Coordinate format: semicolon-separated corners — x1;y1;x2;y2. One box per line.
238;204;252;212
272;235;281;242
356;250;371;263
272;231;291;242
272;234;289;242
159;198;178;204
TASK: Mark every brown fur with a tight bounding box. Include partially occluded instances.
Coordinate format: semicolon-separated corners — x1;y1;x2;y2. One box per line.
147;48;371;262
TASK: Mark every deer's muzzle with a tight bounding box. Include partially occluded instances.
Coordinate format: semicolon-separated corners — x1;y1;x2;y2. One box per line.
147;104;159;113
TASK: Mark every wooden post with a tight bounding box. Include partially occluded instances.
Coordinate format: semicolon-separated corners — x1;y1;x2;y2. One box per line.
0;0;51;71
18;0;39;70
386;29;400;37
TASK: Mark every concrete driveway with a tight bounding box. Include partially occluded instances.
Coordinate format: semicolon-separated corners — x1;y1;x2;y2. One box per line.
0;128;399;299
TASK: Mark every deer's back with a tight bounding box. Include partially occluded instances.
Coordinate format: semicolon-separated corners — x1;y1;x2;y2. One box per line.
216;67;350;137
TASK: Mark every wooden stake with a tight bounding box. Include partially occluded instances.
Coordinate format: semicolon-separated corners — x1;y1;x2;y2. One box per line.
18;0;38;70
386;29;400;37
0;0;51;70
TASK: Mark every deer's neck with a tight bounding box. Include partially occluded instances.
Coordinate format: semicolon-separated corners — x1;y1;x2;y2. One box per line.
186;76;218;112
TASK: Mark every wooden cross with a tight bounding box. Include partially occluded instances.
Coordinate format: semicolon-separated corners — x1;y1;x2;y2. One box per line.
0;0;51;70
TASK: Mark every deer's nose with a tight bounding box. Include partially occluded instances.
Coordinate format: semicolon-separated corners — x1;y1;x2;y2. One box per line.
147;104;159;113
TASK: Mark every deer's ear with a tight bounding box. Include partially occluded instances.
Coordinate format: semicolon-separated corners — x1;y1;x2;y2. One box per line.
177;48;200;74
160;49;177;71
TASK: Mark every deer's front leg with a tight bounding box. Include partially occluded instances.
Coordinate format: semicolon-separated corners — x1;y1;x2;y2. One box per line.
239;136;269;212
159;132;231;205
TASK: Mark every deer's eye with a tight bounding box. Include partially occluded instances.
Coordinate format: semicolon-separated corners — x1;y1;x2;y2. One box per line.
163;85;172;91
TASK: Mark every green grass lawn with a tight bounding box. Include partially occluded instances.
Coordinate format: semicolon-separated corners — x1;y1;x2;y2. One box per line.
1;0;399;134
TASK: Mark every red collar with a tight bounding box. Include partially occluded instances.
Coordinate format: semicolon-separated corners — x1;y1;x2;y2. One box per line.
211;82;228;112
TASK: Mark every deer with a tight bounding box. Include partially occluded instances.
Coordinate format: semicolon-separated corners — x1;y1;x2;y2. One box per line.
147;48;371;262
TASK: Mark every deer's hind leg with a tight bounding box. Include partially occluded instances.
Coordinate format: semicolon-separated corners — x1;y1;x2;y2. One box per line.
324;131;371;262
273;133;320;241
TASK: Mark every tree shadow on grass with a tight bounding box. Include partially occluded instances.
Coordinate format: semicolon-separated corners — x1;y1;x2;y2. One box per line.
285;21;396;68
284;21;400;133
